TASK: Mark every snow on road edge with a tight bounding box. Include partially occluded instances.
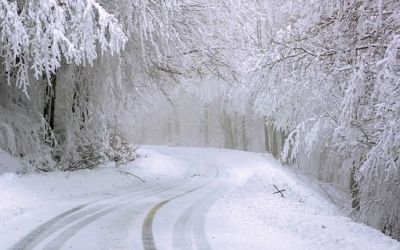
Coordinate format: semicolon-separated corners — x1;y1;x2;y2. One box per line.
206;152;400;250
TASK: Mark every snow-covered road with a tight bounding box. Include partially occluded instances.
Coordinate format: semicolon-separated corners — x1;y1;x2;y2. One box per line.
0;146;399;250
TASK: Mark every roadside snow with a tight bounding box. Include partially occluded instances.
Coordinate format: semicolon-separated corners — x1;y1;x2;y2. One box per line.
206;153;400;250
0;147;189;221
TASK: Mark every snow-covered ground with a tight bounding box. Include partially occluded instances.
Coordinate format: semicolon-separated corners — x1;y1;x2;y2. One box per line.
206;153;400;250
0;146;398;250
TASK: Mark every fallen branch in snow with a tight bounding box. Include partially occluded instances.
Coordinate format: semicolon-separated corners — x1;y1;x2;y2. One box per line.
36;166;49;172
189;173;207;178
273;184;286;198
119;170;145;182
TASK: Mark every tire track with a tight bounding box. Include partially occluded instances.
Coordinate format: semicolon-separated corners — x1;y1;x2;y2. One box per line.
142;166;219;250
172;183;229;250
13;155;199;250
39;157;201;250
40;179;189;250
13;178;187;250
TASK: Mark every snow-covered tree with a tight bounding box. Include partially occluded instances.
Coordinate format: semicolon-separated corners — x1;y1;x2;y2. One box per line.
0;0;127;170
248;0;400;239
0;0;126;95
0;0;259;170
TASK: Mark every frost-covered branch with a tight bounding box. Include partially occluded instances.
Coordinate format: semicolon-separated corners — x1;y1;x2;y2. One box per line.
0;0;127;96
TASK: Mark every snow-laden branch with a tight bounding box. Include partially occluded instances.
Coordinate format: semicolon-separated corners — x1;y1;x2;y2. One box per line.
0;0;127;96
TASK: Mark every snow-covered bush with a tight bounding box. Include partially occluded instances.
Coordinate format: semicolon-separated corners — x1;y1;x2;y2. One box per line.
0;102;56;172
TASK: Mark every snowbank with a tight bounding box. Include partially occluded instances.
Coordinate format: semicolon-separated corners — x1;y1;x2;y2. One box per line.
207;153;400;250
0;149;24;175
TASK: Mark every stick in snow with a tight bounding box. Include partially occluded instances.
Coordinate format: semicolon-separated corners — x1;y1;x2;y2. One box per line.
273;184;286;198
119;171;146;182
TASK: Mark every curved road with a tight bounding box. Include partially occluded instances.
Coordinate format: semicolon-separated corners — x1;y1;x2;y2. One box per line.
11;148;234;250
6;147;400;250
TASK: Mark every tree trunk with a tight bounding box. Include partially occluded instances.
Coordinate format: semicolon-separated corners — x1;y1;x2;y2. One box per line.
241;115;247;151
350;163;360;211
264;117;270;152
223;110;234;149
43;73;57;146
204;106;209;146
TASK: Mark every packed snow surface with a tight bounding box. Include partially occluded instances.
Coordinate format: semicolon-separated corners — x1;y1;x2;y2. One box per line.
0;146;398;250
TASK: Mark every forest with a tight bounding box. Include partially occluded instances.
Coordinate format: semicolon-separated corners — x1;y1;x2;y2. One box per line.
0;0;399;243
